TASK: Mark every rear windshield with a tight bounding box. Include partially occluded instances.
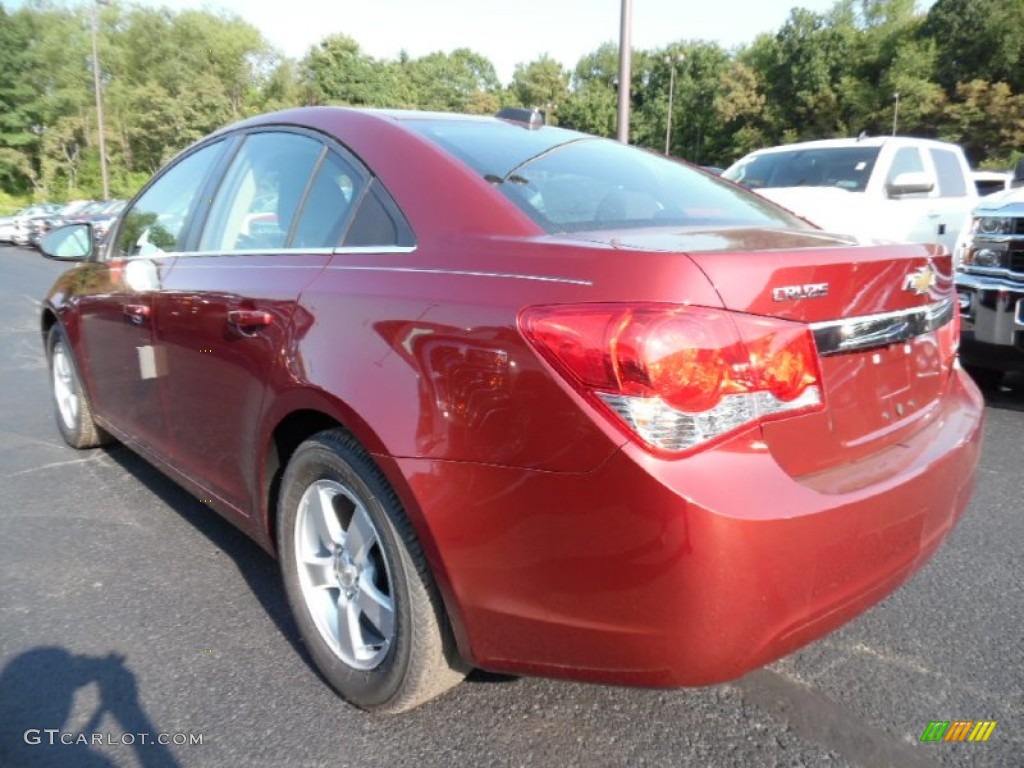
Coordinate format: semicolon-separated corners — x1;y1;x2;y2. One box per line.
723;146;881;192
406;119;803;234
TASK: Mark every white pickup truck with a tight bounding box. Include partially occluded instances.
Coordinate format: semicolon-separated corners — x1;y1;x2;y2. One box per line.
723;136;978;255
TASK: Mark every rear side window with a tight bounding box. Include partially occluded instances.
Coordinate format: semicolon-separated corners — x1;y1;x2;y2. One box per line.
199;132;323;252
929;149;968;197
114;140;225;258
342;181;415;248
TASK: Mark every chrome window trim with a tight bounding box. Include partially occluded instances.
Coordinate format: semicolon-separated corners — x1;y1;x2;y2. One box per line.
325;264;593;285
811;298;955;356
109;245;416;261
116;251;178;262
169;248;337;259
332;245;418;255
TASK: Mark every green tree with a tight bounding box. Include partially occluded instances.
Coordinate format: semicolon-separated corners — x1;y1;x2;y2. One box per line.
942;80;1024;164
405;49;501;113
559;43;618;136
743;8;856;141
300;34;399;106
640;42;731;163
715;61;770;161
0;5;43;193
510;55;570;121
922;0;1024;93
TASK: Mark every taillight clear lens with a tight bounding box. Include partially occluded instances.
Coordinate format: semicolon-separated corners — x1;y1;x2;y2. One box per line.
520;304;824;454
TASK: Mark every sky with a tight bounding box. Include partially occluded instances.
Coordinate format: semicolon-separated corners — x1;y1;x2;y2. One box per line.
107;0;856;83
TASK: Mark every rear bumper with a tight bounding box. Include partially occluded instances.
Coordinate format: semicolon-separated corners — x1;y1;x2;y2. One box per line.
957;272;1024;371
398;370;984;686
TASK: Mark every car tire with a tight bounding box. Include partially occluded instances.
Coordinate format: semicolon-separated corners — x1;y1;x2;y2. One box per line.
965;366;1003;390
277;429;467;712
47;325;111;449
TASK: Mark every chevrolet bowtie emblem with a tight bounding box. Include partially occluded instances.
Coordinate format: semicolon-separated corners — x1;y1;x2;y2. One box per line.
904;265;937;296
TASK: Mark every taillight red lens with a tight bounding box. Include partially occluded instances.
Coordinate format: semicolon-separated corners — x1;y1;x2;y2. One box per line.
736;316;820;402
520;304;824;453
612;311;751;412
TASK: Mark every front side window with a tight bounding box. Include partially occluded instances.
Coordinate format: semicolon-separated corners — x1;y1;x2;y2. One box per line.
114;140;225;258
199;132;323;252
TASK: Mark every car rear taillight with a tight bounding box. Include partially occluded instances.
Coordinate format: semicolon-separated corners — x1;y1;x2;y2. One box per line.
519;304;825;454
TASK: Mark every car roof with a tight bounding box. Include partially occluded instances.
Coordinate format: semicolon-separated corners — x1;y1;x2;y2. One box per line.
747;136;963;155
219;105;577;139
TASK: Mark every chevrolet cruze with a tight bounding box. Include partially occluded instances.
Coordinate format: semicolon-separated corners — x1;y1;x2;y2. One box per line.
39;108;983;712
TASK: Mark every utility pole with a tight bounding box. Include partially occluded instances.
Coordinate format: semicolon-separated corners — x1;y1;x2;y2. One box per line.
892;92;900;137
616;0;632;144
664;53;684;156
91;0;110;200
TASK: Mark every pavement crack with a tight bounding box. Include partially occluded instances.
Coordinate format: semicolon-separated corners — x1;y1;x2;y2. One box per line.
3;454;107;478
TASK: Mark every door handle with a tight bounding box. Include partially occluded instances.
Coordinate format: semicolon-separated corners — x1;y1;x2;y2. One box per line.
124;304;150;324
227;310;274;332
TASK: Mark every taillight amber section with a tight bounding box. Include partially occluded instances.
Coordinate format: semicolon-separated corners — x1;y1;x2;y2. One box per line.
520;304;825;453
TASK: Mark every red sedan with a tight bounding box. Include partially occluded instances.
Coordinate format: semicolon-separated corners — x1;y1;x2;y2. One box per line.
38;108;983;712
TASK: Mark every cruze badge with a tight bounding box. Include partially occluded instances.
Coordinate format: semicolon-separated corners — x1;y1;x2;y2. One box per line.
772;283;830;302
904;265;937;296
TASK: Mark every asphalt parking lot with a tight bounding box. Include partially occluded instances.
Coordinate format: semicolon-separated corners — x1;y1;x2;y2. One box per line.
1;244;1020;768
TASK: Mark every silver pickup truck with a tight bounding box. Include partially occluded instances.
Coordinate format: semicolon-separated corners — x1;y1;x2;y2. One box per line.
955;160;1024;385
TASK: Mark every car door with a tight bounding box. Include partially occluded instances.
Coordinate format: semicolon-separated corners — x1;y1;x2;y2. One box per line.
74;140;228;455
153;129;367;516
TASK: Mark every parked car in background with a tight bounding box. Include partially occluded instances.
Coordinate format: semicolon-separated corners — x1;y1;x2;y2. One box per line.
954;162;1024;385
0;210;22;242
2;204;61;245
723;136;977;255
28;200;97;249
84;200;127;245
971;170;1013;197
38;107;982;713
51;199;127;244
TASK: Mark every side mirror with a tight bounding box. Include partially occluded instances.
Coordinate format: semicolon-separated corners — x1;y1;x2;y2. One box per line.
886;172;935;198
40;223;94;262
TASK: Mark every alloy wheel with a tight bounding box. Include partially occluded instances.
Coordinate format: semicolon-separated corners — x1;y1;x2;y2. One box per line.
293;479;396;670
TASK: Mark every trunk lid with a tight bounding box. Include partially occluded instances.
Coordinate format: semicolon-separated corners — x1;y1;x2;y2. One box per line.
569;227;959;477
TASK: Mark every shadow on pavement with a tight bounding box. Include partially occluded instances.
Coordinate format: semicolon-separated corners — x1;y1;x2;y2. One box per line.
0;647;180;767
99;446;522;692
100;446;306;662
972;370;1024;412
